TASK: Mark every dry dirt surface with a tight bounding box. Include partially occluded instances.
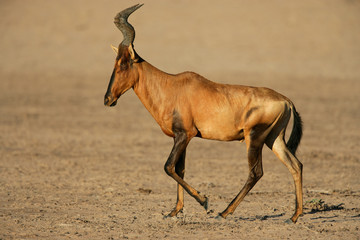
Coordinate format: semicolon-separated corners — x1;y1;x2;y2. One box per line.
1;0;360;239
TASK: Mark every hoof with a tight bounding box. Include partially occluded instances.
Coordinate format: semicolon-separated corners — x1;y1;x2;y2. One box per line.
201;196;209;211
290;214;301;223
165;208;183;219
163;213;178;220
284;218;294;224
215;214;225;221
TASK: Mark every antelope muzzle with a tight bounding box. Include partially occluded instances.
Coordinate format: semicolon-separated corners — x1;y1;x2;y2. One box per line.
104;94;118;107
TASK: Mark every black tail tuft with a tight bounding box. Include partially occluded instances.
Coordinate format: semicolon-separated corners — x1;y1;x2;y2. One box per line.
286;105;303;157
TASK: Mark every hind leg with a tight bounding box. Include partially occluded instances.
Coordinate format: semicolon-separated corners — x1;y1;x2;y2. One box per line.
267;134;303;223
220;137;264;218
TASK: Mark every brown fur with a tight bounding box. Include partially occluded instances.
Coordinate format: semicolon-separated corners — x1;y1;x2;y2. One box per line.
105;6;303;223
104;48;304;222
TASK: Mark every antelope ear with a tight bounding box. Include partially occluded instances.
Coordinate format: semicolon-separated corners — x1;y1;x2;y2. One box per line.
110;44;118;55
128;44;137;62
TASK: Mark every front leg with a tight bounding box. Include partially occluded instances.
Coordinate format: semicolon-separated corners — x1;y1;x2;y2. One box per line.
168;150;186;217
164;132;208;213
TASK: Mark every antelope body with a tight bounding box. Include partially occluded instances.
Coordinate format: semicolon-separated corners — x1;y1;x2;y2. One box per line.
105;4;304;223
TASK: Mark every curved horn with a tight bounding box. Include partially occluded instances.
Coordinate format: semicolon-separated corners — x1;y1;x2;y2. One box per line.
114;4;143;46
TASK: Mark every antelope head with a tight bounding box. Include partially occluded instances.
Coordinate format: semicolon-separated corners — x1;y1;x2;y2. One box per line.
104;4;143;107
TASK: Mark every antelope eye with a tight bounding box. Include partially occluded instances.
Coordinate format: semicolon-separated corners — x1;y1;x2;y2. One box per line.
120;62;128;70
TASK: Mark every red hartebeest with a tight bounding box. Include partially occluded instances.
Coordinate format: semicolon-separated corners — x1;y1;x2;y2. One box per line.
104;4;304;223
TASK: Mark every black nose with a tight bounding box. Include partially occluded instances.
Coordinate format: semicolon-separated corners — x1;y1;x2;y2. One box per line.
104;95;110;106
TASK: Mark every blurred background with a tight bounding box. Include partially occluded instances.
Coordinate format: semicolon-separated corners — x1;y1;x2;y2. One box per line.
1;0;359;79
0;1;359;238
1;0;359;153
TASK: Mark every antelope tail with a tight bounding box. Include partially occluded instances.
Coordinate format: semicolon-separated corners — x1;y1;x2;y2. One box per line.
287;104;303;157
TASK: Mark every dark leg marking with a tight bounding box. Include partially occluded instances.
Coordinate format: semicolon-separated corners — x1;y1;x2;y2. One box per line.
164;110;208;214
245;107;259;121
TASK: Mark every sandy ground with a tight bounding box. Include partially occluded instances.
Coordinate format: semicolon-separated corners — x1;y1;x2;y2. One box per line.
1;0;360;239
